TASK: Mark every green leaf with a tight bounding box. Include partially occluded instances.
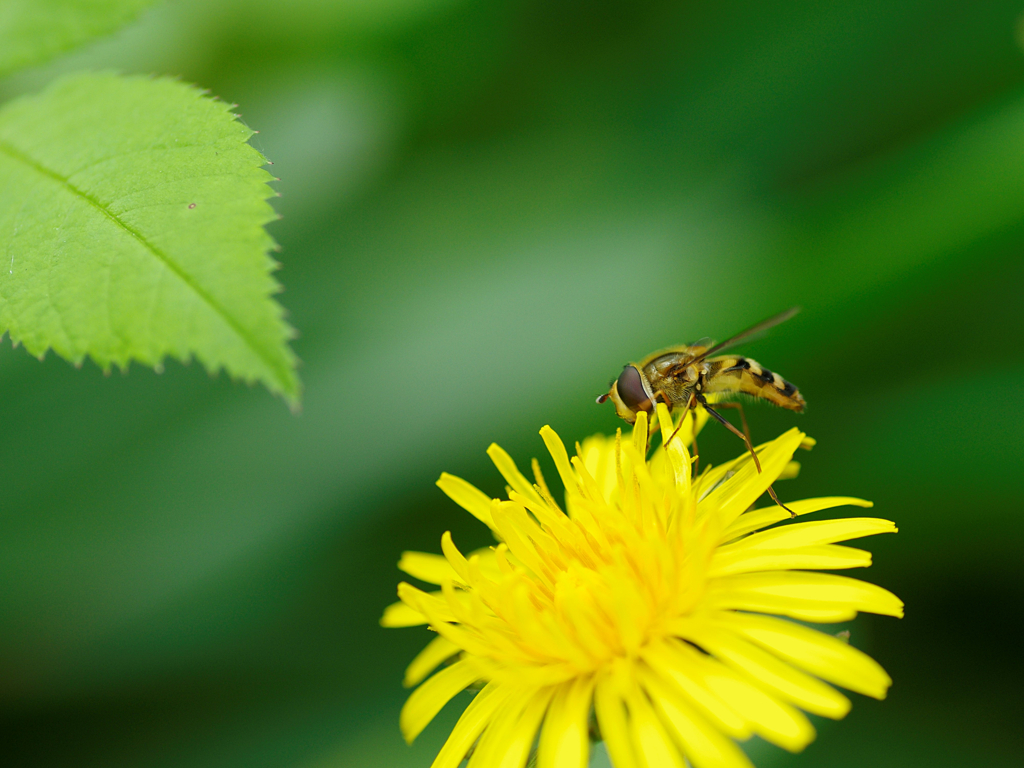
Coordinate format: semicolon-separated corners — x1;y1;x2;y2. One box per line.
0;72;299;403
0;0;158;78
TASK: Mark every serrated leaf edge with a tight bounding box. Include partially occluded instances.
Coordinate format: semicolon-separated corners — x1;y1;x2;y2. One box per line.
0;91;299;402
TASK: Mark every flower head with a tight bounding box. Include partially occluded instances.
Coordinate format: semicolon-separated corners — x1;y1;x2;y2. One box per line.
383;405;902;768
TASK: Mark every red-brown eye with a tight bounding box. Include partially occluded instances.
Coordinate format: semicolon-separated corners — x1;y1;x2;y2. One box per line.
616;366;651;412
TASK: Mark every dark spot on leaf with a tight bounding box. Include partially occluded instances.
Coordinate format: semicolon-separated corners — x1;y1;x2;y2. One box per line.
188;203;196;209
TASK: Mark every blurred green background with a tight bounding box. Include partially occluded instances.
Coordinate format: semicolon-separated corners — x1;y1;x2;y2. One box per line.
2;1;1023;766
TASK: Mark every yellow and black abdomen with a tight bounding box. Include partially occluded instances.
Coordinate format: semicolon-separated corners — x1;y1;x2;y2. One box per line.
704;356;806;412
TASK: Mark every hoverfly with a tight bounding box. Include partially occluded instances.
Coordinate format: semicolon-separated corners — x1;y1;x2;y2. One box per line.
596;307;805;512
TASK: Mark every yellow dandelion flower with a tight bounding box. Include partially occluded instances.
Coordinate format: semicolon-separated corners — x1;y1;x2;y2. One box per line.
382;404;902;768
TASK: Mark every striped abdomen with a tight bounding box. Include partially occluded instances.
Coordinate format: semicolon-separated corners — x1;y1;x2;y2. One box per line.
704;356;806;412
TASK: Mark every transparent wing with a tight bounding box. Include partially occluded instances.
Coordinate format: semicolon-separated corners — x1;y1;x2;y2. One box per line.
688;307;800;364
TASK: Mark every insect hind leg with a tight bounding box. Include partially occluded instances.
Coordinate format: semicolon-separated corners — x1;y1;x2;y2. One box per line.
697;396;759;469
714;401;752;449
696;395;795;517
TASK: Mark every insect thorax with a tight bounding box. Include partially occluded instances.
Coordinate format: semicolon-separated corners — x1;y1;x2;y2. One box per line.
644;356;700;407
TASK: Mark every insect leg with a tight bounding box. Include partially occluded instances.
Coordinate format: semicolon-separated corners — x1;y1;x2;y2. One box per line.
764;484;795;517
696;395;794;517
697;397;761;472
664;394;700;475
663;393;692;445
691;413;699;476
714;401;752;449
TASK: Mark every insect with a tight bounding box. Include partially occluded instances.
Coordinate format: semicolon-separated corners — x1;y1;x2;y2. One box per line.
596;307;805;512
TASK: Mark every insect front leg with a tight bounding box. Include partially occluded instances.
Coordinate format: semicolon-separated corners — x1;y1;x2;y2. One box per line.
691;412;699;476
663;393;694;446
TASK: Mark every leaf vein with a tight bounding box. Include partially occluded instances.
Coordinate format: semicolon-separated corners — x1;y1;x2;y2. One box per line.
0;137;287;385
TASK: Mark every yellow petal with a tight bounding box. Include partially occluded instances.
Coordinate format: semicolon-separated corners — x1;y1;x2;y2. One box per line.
466;547;504;581
538;677;595;768
396;583;460;623
721;497;873;543
724;613;894;699
594;671;641;768
654;637;814;752
380;599;428;627
776;460;801;480
727;517;896;551
689;624;851;719
643;673;755;768
669;407;705;449
495;688;555;768
632;410;649;457
437;473;494;528
429;682;512;768
488;443;546;509
696;453;747;503
441;532;471;583
540;425;578;495
640;641;751;740
572;454;611;505
397;583;493;657
703;429;805;527
405;635;460;687
709;544;872;578
580;433;618;502
440;579;480;628
703;590;858;623
625;679;687;768
489;502;551;587
399;551;460;585
400;658;480;743
709;571;904;618
467;686;554;768
695;658;815;752
656;403;691;495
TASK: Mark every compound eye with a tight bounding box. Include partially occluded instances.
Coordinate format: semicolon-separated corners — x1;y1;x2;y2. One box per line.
616;366;652;412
